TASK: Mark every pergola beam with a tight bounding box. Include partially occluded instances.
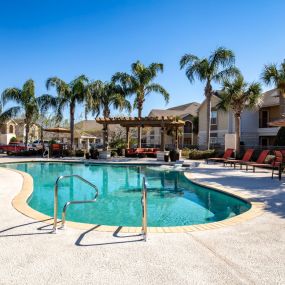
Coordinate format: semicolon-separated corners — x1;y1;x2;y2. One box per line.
96;116;185;150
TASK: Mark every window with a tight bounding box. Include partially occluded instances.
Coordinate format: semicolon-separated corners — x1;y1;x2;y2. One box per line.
259;110;269;128
211;111;217;125
184;121;192;133
9;125;14;133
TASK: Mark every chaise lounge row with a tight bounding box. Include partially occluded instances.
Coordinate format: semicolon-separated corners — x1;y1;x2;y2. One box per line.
207;148;284;180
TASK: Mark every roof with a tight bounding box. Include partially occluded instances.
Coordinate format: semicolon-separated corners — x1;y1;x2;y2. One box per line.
96;116;185;127
260;88;279;107
148;102;200;118
75;119;117;135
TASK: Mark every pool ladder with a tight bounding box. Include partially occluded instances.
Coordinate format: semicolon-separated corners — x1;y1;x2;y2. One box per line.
52;175;99;233
141;177;147;241
52;174;148;241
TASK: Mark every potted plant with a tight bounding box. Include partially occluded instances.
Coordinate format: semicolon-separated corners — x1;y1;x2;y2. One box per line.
169;149;180;162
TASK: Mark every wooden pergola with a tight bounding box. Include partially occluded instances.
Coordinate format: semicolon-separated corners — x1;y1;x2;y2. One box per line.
96;116;185;151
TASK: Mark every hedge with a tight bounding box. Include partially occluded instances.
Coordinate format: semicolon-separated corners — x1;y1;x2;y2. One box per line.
188;149;216;160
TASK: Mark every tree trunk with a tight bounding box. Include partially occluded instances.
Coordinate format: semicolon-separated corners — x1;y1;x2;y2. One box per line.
280;91;285;117
25;123;30;147
205;81;212;150
205;95;211;150
103;107;110;151
137;105;142;148
235;114;241;154
70;103;75;150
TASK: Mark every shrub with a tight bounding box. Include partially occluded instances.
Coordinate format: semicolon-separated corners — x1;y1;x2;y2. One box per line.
62;149;75;157
10;149;42;156
188;149;216;160
9;137;17;143
181;147;190;158
75;150;85;157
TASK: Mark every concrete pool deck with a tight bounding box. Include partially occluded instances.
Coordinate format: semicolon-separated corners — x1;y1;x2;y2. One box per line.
0;156;284;284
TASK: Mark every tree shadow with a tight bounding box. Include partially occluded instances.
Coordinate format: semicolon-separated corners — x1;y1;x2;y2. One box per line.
75;226;144;247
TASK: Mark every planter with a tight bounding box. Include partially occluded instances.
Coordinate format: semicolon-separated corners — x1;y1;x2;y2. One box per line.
164;154;169;162
169;149;180;162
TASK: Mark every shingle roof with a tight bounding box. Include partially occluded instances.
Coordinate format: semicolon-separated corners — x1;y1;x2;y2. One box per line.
148;102;200;118
260;88;279;107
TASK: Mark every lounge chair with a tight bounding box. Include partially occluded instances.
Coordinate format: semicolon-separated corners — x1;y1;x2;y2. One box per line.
242;150;270;171
206;148;234;164
224;149;254;169
249;150;283;180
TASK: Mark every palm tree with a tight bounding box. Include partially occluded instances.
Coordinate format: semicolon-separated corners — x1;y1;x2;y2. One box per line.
46;75;89;149
261;60;285;116
1;79;40;146
89;80;131;118
112;61;169;147
88;80;132;150
217;74;262;153
180;47;239;149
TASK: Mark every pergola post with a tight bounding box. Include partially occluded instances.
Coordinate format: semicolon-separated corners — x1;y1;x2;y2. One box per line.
175;127;179;150
126;126;130;149
102;123;108;151
160;126;166;151
137;126;142;148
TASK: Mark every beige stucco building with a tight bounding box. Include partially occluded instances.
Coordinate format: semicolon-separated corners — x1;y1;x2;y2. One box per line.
0;119;40;144
145;102;200;148
197;89;281;148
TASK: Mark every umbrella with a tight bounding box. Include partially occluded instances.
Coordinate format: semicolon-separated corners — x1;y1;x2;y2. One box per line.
268;119;285;127
43;127;71;133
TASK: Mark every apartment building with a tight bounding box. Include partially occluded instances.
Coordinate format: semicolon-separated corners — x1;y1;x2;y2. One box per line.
145;102;200;148
198;89;281;148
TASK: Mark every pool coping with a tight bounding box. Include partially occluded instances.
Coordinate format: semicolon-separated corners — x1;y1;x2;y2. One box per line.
3;161;265;233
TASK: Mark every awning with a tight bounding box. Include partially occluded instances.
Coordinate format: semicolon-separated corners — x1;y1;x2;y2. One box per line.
43;127;71;133
268;119;285;127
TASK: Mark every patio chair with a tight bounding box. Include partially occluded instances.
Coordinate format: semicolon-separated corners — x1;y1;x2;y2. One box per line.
242;150;270;171
224;149;254;169
250;150;283;180
206;148;234;164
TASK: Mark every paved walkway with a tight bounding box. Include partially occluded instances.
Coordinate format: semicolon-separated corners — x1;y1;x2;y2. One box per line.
0;157;284;284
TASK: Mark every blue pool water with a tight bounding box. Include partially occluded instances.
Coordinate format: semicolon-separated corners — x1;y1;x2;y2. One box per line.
1;162;250;227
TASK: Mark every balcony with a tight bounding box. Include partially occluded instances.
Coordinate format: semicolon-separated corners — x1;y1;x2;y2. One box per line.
257;127;279;136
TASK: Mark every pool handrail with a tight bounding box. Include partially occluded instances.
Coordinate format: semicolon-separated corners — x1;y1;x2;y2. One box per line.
141;177;147;241
52;174;99;233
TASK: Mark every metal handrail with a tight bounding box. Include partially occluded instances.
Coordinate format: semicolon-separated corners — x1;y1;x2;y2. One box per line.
52;174;99;233
141;177;147;241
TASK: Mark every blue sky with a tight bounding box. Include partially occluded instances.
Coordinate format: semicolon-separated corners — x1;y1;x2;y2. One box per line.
0;0;284;121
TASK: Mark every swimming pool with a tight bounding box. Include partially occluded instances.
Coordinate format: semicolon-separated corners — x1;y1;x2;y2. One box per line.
1;162;251;227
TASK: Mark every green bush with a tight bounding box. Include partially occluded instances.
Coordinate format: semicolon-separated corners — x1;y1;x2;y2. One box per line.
9;137;17;143
188;149;216;160
75;150;85;157
181;147;190;158
10;149;42;156
62;149;75;157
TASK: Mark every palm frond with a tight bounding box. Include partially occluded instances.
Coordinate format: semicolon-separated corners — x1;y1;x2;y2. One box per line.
213;66;240;83
261;63;279;86
37;94;58;114
209;47;235;69
179;54;200;69
2;88;22;105
0;106;22;121
145;83;170;103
